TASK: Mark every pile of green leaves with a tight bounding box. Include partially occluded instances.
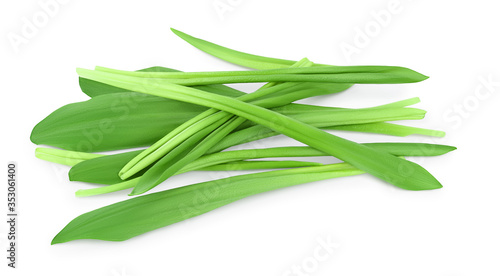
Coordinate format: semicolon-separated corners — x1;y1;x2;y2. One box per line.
31;29;455;244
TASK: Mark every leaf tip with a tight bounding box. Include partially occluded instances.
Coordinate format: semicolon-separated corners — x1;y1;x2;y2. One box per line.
129;181;154;195
409;71;429;83
67;167;77;181
414;173;443;191
170;27;185;38
51;231;66;245
128;189;142;196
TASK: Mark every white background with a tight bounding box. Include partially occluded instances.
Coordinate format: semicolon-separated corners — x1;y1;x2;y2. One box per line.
1;0;499;275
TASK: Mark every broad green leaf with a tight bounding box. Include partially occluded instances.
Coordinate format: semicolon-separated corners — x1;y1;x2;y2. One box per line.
52;165;364;243
69;150;143;184
51;141;454;244
30;92;207;152
32;67;245;152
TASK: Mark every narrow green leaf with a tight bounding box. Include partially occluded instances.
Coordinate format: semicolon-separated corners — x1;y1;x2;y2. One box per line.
170;28;302;70
96;65;429;85
197;160;324;171
69;143;453;193
74;160;325;198
69;150;143;184
80;66;244;98
326;123;446;138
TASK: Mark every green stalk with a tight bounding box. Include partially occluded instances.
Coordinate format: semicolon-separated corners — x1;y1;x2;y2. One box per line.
131;106;427;192
126;60;325;194
208;122;445;154
184;143;456;170
325;123;445;137
198;160;323;171
208;98;443;153
35;148;103;166
207;108;438;154
90;63;428;194
135;117;244;193
89;63;426;181
119;58;317;180
75;161;324;197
